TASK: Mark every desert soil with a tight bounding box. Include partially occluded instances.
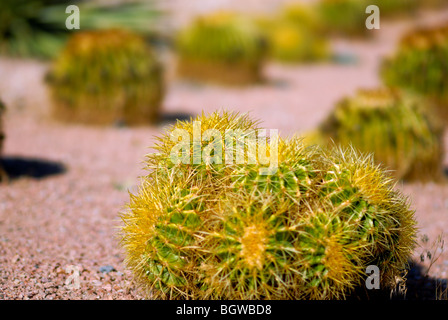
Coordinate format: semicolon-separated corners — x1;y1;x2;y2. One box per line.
1;1;448;300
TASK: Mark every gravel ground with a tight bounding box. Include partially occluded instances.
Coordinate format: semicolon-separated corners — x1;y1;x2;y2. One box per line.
1;3;448;300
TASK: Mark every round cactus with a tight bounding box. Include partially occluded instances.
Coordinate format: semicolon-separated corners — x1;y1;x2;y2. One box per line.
119;111;417;299
317;0;370;37
46;29;164;125
381;24;448;120
256;19;330;63
255;4;330;63
175;12;267;85
312;88;444;182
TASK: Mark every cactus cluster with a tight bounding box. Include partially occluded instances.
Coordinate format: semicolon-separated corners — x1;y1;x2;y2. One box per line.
46;29;164;125
176;12;267;85
119;111;417;299
381;24;448;120
255;4;330;63
311;88;444;182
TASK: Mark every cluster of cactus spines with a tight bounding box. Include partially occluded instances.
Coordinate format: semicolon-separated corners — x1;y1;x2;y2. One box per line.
120;111;417;300
176;12;267;85
46;29;164;125
381;24;448;117
317;146;417;291
313;88;444;182
0;100;6;181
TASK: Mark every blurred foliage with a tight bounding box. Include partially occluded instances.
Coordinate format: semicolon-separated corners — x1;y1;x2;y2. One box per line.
310;88;444;182
0;0;164;59
46;29;164;125
176;11;267;85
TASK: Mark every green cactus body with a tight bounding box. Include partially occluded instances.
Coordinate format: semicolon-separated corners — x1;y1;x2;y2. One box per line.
314;88;444;182
318;147;416;287
122;166;209;299
47;29;164;125
176;12;267;85
120;112;417;300
382;25;448;119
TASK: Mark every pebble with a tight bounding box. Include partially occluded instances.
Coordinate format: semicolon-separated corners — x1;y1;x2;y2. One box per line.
99;265;116;274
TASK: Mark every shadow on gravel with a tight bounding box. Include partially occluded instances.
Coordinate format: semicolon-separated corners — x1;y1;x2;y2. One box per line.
347;261;447;300
1;156;66;181
401;261;447;300
160;111;195;125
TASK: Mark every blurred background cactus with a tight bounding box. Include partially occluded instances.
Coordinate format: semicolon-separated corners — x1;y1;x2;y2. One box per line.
381;24;448;121
255;4;330;63
120;112;417;300
46;29;164;125
316;0;421;37
175;11;267;85
316;0;370;37
310;88;444;182
370;0;419;18
0;0;164;59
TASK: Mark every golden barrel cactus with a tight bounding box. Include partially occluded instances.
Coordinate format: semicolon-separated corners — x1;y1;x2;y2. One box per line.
312;88;444;182
119;111;417;299
46;29;164;125
176;12;267;85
